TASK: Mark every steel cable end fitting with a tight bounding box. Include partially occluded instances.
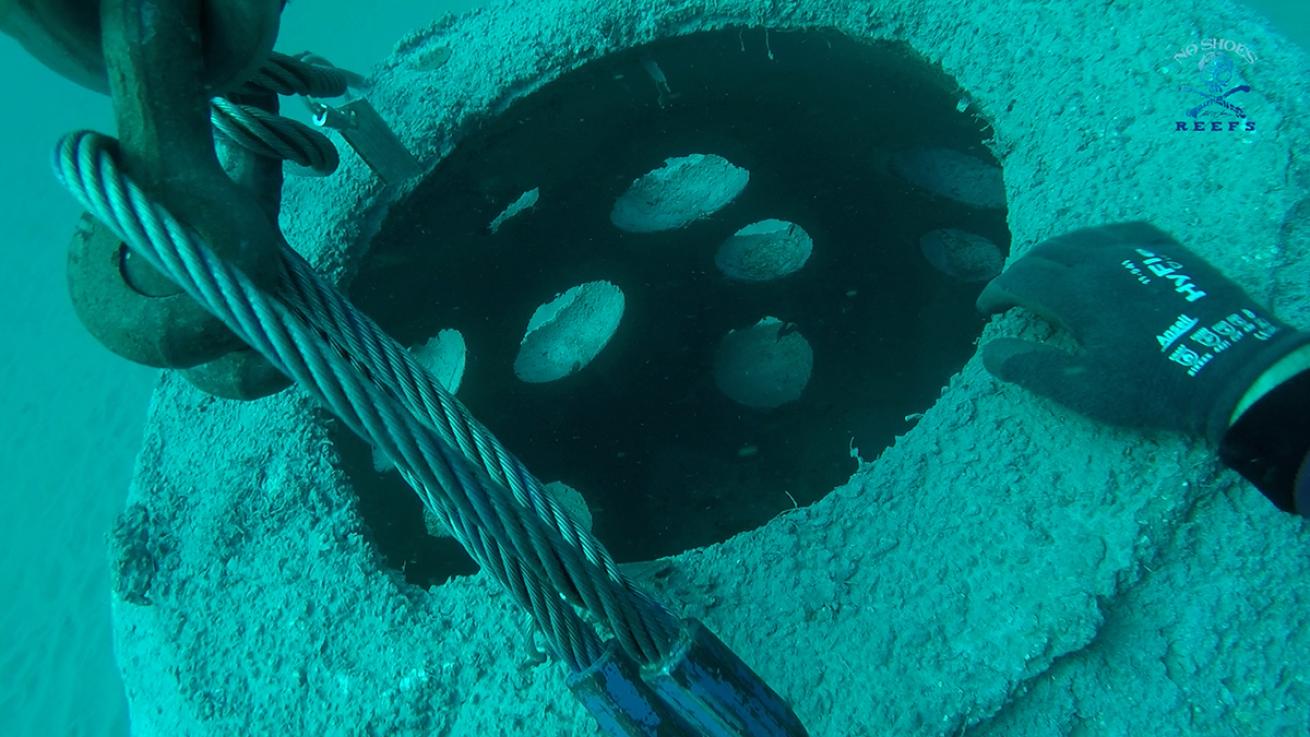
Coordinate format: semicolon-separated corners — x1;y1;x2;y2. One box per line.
642;619;811;737
568;622;811;737
567;640;700;737
64;0;291;398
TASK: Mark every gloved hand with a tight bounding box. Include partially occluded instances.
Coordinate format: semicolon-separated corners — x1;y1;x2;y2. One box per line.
976;221;1310;513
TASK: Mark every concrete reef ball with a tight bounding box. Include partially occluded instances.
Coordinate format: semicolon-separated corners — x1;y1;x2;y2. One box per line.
715;219;814;282
889;146;1006;210
514;280;626;383
713;316;813;409
919;228;1005;283
610;153;750;233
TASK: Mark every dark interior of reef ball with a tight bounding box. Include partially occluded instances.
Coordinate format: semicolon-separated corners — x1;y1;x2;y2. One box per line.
331;27;1011;586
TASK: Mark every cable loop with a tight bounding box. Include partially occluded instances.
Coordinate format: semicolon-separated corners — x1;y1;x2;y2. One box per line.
210;97;339;174
55;130;680;669
241;51;360;98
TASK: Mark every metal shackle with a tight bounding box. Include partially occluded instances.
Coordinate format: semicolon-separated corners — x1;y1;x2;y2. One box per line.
0;0;283;95
61;0;291;398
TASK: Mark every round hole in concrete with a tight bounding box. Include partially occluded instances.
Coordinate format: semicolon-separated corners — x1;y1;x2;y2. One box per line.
332;27;1010;586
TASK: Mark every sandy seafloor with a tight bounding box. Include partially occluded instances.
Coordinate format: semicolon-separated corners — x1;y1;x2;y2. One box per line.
1;0;1308;736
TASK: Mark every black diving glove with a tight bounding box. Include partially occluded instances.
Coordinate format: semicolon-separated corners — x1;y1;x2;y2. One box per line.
976;221;1310;514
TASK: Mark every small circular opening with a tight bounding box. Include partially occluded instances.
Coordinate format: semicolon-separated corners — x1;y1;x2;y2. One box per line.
333;27;1010;585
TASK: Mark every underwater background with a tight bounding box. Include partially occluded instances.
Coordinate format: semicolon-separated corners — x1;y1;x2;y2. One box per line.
0;1;1305;736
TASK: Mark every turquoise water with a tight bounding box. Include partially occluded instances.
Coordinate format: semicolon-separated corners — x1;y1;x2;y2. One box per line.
0;1;1306;735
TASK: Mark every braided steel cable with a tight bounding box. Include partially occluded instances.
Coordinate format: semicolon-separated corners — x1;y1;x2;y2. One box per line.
208;52;355;177
215;44;678;659
241;51;357;98
276;246;679;663
56;129;686;670
207;46;675;663
55;130;606;671
210;97;339;174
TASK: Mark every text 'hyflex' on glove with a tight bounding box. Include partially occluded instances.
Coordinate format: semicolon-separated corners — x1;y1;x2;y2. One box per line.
977;221;1310;513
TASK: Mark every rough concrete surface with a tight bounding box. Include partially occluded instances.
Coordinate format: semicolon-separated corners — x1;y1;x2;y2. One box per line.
112;0;1310;735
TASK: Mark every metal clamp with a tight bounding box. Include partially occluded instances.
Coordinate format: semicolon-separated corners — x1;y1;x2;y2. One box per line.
311;97;422;184
568;640;699;737
569;620;811;737
642;619;810;737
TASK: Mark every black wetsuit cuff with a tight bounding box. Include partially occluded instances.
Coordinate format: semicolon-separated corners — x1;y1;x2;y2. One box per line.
1218;369;1310;515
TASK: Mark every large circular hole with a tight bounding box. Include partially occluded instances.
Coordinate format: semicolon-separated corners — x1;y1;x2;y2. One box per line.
333;27;1010;586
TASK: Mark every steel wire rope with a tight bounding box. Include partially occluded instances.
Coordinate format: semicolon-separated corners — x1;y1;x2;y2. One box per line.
101;49;679;664
208;52;351;176
210;97;338;174
242;51;358;98
276;245;679;663
216;49;678;662
55;130;609;671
